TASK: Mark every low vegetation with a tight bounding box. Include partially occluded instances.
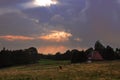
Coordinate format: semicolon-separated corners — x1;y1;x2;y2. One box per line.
0;60;119;80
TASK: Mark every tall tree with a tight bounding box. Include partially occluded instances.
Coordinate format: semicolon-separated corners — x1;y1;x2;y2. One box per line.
71;49;87;63
104;46;116;60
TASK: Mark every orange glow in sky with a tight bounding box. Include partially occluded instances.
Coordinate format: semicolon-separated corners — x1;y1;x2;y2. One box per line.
38;45;68;54
0;35;34;41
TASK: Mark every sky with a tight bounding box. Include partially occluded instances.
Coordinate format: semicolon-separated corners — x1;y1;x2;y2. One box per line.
0;0;120;54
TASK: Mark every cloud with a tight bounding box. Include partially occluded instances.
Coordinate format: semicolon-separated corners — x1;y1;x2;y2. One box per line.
29;18;39;23
0;8;21;16
51;14;64;22
34;0;58;7
39;30;72;42
20;0;59;9
81;0;90;13
74;38;82;42
0;35;35;41
0;0;120;53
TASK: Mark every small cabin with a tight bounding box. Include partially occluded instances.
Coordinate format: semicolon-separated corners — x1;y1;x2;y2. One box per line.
87;51;103;63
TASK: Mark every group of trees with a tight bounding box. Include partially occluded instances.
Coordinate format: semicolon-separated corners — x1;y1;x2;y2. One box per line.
0;41;120;68
0;47;39;68
94;41;120;60
71;41;120;63
39;41;120;63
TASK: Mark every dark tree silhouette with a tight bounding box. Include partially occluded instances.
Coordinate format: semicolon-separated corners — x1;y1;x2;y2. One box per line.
104;46;116;60
71;49;87;63
94;41;106;58
94;41;105;51
0;47;39;68
85;47;94;55
115;48;120;59
63;50;71;60
54;52;62;60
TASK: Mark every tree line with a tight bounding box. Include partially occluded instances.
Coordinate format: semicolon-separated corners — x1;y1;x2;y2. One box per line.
0;47;39;68
38;41;120;63
0;41;120;68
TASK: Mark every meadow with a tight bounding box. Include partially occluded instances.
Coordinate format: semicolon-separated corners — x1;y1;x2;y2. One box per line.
0;60;119;80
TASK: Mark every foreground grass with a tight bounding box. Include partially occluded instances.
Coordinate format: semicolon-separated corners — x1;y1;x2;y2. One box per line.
0;60;120;80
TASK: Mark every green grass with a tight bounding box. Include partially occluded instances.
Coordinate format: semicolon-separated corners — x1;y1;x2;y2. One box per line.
0;60;120;80
38;59;70;65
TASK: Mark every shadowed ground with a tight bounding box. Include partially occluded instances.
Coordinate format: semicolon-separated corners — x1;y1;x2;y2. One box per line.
0;60;119;80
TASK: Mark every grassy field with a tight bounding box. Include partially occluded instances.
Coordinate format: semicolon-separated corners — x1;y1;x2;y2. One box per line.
0;60;120;80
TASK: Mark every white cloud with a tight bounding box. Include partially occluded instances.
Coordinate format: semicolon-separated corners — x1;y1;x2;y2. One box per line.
81;0;90;13
51;14;64;22
74;38;82;42
20;0;59;9
30;18;39;23
34;0;58;7
0;8;21;16
77;0;90;23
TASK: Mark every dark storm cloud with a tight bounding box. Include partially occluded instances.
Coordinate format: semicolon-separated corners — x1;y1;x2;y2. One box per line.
0;0;120;53
0;12;40;35
0;0;30;5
